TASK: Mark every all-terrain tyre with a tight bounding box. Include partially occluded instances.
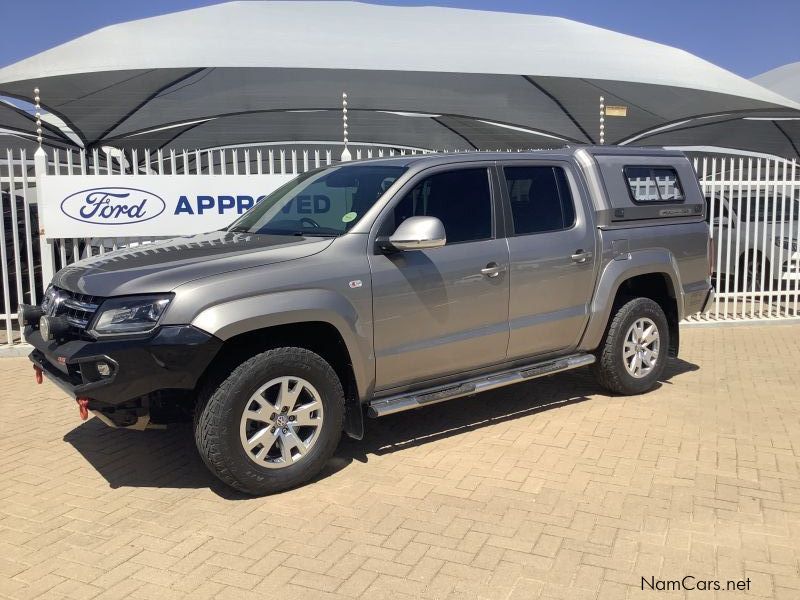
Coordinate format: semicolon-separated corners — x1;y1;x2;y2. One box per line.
593;297;669;395
194;347;345;495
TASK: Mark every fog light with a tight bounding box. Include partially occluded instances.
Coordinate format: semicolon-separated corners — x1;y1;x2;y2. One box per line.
39;315;50;340
96;362;111;377
18;304;43;327
39;315;69;341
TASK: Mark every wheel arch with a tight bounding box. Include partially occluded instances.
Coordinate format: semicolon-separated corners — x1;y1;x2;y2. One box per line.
192;290;372;439
580;250;683;357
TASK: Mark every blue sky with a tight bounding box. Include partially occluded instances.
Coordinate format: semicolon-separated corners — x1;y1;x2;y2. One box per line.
0;0;798;77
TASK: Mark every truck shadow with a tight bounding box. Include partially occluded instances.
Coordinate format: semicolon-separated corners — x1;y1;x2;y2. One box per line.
339;357;698;463
63;358;698;498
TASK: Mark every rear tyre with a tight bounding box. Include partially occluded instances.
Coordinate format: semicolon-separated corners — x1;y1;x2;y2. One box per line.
194;347;345;495
593;297;669;395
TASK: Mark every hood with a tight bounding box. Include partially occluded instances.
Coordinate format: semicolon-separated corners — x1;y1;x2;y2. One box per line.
52;231;334;297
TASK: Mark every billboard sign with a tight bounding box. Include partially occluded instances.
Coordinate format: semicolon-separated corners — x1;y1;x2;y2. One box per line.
40;174;295;238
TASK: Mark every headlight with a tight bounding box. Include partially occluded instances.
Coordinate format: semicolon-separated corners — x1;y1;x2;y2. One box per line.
90;295;172;336
780;238;798;252
40;284;55;312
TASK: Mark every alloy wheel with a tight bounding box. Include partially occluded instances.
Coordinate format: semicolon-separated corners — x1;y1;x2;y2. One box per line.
622;318;660;379
239;376;324;468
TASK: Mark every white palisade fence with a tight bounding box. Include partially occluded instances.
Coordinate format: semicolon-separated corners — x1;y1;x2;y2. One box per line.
693;156;799;322
38;146;337;282
0;146;798;347
0;145;428;346
0;149;38;346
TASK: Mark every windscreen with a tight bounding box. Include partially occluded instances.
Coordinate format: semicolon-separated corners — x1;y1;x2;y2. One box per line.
228;164;406;236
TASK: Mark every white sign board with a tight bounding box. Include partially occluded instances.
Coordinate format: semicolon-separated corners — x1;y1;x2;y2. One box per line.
40;174;296;238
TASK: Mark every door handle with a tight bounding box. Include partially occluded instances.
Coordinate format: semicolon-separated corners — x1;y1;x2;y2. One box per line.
481;262;505;278
570;250;593;263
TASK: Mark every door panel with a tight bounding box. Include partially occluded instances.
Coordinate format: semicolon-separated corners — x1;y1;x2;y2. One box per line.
371;166;510;391
372;239;510;390
503;164;596;359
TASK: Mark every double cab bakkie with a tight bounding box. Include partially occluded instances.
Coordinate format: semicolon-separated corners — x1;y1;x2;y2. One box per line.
21;146;713;495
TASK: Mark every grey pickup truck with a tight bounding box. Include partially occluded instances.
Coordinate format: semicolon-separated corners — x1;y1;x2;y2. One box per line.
21;147;713;495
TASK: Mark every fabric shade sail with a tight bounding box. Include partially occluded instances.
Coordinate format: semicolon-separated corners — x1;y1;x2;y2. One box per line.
1;1;798;156
753;62;800;103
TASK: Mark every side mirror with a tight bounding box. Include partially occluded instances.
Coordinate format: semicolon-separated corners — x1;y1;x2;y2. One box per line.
388;216;446;251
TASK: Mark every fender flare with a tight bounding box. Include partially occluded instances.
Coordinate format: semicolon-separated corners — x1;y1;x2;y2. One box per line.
191;288;374;420
579;249;684;352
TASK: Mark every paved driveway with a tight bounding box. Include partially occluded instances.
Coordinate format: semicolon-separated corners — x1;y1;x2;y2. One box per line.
1;324;799;599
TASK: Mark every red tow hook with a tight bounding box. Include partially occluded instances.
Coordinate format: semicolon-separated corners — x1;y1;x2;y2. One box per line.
33;364;43;384
76;398;90;421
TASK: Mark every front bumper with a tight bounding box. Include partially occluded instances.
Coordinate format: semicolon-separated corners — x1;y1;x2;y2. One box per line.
27;325;222;407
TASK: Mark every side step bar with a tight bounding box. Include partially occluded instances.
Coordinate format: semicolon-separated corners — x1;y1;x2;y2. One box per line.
368;353;595;418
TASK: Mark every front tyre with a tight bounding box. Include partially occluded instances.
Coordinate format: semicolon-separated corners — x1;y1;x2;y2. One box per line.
593;297;669;395
194;347;345;495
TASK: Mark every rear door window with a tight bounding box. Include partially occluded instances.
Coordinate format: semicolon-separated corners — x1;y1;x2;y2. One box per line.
502;166;575;235
624;166;685;203
756;197;799;222
722;193;800;222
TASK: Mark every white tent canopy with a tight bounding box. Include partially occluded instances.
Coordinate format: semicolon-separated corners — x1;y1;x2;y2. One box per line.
753;62;800;103
1;1;798;155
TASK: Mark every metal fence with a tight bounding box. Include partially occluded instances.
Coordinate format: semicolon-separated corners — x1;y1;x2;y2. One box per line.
42;146;334;279
1;146;798;347
695;156;799;321
38;144;429;266
0;144;430;346
0;149;38;346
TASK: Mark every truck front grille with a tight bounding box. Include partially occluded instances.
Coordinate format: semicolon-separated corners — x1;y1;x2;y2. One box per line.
41;287;104;333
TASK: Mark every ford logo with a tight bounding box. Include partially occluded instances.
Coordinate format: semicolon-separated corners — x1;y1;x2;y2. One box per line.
60;187;166;225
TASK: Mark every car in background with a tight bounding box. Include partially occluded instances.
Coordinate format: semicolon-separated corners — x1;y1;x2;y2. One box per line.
1;191;42;314
706;191;800;292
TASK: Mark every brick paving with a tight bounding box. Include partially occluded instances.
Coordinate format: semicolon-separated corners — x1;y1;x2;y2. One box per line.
1;323;800;599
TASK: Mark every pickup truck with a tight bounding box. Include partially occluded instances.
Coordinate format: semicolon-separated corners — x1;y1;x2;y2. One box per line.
21;147;713;495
